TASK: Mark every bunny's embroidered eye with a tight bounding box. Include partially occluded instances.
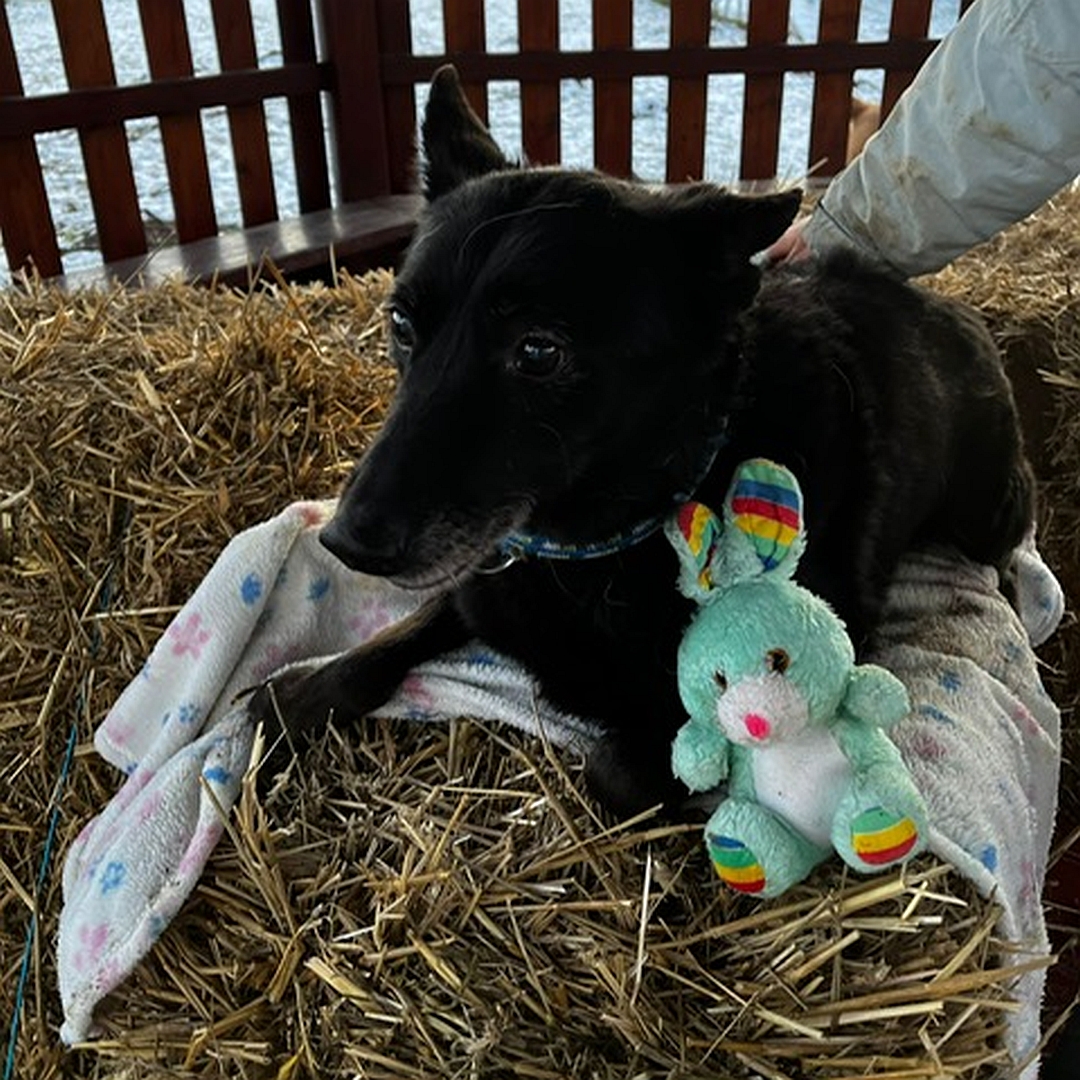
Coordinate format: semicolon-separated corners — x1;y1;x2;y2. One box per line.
714;670;728;693
765;649;790;674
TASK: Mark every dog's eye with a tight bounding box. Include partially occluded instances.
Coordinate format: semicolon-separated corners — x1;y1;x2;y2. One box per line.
765;649;790;674
388;306;417;357
513;333;567;379
714;670;728;694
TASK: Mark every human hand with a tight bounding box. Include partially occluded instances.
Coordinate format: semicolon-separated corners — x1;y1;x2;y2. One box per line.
759;216;813;266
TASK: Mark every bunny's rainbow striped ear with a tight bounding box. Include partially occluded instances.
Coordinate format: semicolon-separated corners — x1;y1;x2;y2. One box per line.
666;500;723;601
666;460;806;600
725;458;805;579
678;501;722;588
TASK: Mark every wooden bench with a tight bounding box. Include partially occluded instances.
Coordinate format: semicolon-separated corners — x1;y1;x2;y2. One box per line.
0;0;967;288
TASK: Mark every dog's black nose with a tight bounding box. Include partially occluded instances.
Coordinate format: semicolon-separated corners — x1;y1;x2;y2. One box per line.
319;512;409;577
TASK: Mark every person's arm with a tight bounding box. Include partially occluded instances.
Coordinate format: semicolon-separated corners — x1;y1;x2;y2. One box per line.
798;0;1080;277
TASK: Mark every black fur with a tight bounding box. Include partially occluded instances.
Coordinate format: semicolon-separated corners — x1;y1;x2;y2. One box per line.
252;66;1034;817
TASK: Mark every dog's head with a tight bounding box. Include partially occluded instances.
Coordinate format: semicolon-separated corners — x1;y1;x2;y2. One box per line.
321;66;799;586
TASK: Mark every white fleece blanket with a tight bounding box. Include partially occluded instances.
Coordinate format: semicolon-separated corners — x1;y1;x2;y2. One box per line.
57;501;1063;1077
865;549;1061;1077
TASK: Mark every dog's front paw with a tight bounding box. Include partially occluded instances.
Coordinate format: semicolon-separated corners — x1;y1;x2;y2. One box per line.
244;663;333;784
585;731;685;820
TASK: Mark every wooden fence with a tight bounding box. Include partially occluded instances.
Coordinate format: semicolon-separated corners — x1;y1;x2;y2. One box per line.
0;0;969;285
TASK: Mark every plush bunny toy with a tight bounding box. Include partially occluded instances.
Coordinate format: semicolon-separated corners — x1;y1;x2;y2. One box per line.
667;459;928;898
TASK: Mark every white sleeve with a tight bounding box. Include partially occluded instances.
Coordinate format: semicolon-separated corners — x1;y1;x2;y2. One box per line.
804;0;1080;277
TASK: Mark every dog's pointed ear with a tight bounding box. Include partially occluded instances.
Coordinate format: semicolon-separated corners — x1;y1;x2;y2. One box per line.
421;65;511;200
728;189;803;260
665;186;802;271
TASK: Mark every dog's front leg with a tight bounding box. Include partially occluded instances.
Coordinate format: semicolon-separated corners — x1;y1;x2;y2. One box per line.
246;594;468;779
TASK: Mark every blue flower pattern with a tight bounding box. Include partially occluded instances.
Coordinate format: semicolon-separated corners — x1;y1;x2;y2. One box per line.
100;861;126;894
1000;638;1023;665
177;702;201;725
240;573;263;606
918;703;956;727
938;669;962;693
308;576;331;602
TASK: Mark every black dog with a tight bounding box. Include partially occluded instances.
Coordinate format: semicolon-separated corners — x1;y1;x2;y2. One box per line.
250;66;1034;817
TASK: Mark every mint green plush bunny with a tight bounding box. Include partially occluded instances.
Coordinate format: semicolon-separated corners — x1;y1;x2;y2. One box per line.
668;459;928;898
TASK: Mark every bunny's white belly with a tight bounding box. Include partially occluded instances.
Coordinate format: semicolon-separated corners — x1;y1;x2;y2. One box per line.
751;727;852;848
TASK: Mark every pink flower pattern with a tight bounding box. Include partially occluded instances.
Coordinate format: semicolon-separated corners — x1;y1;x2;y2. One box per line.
73;923;109;973
137;790;163;824
1011;703;1041;738
348;600;393;645
251;641;306;682
178;822;224;878
906;730;949;762
167;612;211;659
296;502;329;528
400;674;435;714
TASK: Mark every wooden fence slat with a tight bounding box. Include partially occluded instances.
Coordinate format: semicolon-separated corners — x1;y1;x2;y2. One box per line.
376;0;417;193
443;0;488;122
277;0;331;213
740;0;790;180
51;0;146;263
881;0;932;119
376;39;939;88
316;0;392;201
809;0;861;177
138;0;217;242
666;0;710;182
211;0;278;226
4;67;330;138
518;0;559;164
592;0;631;177
0;3;62;277
2;0;959;282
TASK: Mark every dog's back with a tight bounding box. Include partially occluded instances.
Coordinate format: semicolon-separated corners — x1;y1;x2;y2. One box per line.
722;252;1034;632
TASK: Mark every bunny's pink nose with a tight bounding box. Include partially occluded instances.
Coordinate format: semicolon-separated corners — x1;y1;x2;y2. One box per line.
744;713;771;740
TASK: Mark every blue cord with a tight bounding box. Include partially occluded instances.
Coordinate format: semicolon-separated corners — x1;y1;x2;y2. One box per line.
3;722;79;1080
3;533;124;1077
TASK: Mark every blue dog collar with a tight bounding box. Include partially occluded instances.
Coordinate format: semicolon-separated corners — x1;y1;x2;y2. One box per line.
490;424;729;567
497;513;666;562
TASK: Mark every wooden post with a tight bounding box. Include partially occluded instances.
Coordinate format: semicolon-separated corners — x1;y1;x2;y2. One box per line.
278;0;333;213
138;0;218;242
211;0;278;226
518;0;559;165
0;4;62;277
592;0;631;177
741;0;790;181
51;0;146;263
809;0;859;178
376;0;417;194
443;0;487;123
666;0;711;182
882;0;932;120
316;0;393;202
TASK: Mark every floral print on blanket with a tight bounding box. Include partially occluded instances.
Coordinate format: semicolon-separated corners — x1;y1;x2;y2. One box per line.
58;500;593;1044
57;501;1062;1080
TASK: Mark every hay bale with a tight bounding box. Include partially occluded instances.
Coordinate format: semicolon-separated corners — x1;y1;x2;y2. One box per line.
82;723;1023;1080
2;188;1077;1078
